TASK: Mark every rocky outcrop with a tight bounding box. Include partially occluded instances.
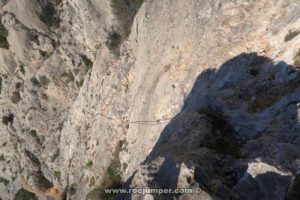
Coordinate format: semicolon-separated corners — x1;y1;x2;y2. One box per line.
119;53;300;200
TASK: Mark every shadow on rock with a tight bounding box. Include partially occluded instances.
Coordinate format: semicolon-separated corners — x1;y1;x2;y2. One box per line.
118;52;300;200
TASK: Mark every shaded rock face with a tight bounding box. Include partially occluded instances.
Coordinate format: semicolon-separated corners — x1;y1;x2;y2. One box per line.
0;0;300;200
120;53;300;200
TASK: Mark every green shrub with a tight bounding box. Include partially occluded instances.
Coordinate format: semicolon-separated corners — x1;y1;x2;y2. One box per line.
39;50;50;58
0;33;9;49
107;160;120;179
14;189;38;200
0;20;9;49
11;91;21;104
29;130;42;145
39;0;61;29
0;23;8;38
24;150;40;166
87;141;124;200
76;79;84;88
30;75;49;89
29;33;40;44
2;114;14;126
86;160;93;168
80;55;93;69
67;71;74;82
0;177;9;186
108;0;143;53
29;130;37;137
19;66;25;75
15;82;22;90
285;30;300;42
31;77;40;86
286;175;300;200
62;70;75;83
106;31;122;53
39;75;50;86
54;171;61;179
111;0;144;36
69;184;77;195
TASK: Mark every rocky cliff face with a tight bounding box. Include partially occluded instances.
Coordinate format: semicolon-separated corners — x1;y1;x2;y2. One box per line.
1;0;300;199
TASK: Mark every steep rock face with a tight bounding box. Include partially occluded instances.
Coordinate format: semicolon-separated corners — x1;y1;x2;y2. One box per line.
1;0;300;199
121;0;300;179
120;1;292;175
118;0;300;199
120;53;300;200
0;0;115;199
